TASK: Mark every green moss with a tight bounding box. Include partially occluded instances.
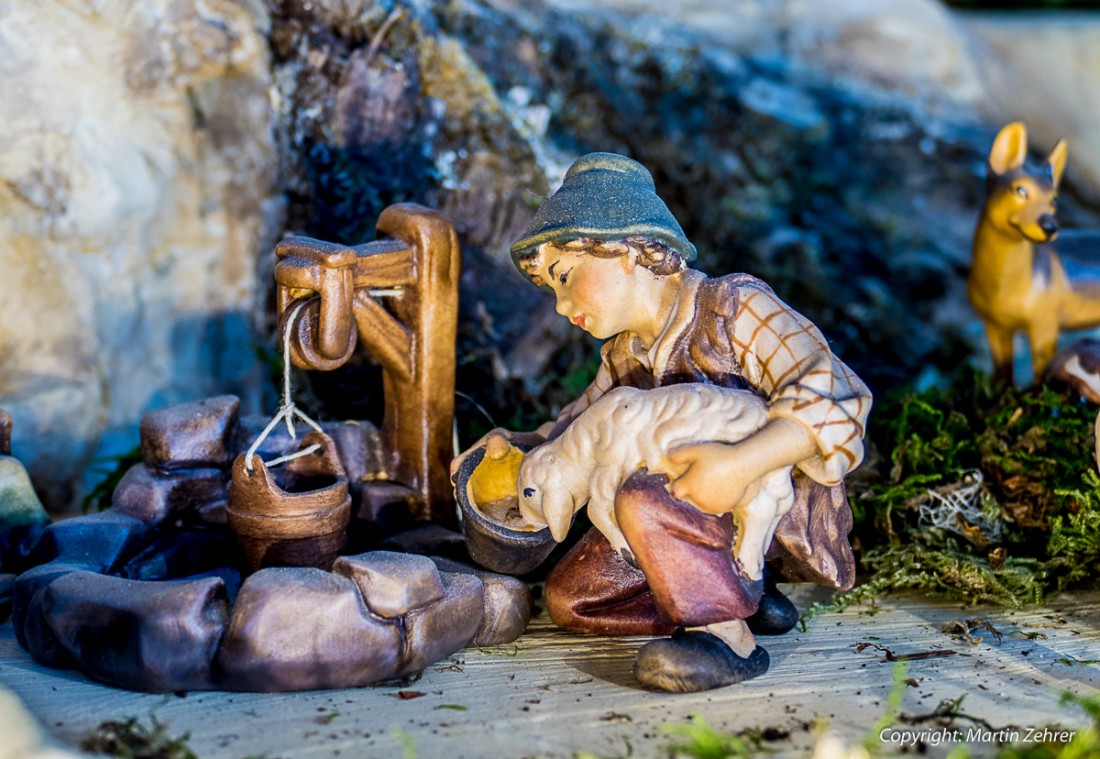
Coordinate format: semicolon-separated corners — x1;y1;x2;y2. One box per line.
844;369;1100;611
657;715;764;758
79;715;196;759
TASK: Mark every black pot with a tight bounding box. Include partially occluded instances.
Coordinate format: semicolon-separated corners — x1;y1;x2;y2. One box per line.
455;446;557;575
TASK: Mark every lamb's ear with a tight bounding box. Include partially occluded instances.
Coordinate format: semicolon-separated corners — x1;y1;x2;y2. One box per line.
544;492;575;543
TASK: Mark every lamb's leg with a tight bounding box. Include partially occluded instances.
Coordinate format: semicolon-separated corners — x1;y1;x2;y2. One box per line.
588;495;631;557
732;470;795;581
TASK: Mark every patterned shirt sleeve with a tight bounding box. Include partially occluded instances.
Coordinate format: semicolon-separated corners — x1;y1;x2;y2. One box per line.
728;284;872;485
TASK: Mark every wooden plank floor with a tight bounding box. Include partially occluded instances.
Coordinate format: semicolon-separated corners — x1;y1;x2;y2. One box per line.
1;587;1098;758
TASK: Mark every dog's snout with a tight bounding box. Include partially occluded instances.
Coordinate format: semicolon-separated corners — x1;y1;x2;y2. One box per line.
1039;214;1059;237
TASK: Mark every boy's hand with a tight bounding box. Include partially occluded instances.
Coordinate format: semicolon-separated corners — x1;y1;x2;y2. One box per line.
666;417;820;514
666;443;750;514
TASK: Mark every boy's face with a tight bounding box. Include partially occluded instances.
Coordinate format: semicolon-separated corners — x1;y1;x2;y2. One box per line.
533;241;641;339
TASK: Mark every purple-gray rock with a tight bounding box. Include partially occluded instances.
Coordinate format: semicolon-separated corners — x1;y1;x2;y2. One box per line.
357;481;420;534
43;572;228;692
140;395;240;471
30;511;151;573
324;421;388;495
379;525;468;561
398;571;483;677
110;464;228;524
121;527;240;582
217;567;402;691
232;414;300;461
12;562;83;668
0;573;14;623
431;557;533;646
323;421;417;534
333;551;444;618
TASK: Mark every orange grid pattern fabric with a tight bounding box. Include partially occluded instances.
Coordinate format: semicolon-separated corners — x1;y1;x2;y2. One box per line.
729;285;871;485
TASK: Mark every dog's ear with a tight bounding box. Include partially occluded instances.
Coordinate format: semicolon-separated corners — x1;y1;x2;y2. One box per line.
1047;139;1068;189
989;122;1028;176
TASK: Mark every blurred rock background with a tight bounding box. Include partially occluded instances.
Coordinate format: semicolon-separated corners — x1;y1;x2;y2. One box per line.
2;0;1099;513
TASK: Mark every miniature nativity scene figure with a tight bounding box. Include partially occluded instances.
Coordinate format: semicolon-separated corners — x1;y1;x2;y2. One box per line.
970;121;1100;390
454;153;872;693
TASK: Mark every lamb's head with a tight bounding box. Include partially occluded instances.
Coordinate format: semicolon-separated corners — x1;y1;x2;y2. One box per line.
517;445;579;542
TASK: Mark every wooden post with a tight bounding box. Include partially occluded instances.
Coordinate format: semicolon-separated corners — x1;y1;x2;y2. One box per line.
273;204;461;523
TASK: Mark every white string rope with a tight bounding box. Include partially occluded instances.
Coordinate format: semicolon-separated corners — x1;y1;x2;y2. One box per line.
244;300;326;473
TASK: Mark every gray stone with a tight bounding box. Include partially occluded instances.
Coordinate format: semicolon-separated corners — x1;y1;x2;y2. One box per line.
0;0;276;513
140;396;240;472
43;572;227;692
0;457;49;534
432;557;534;646
964;13;1100;204
30;512;151;573
399;572;484;677
334;552;445;618
110;464;228;524
0;456;50;571
217;567;402;691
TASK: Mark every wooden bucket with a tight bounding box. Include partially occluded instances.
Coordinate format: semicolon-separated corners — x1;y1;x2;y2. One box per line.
227;431;351;573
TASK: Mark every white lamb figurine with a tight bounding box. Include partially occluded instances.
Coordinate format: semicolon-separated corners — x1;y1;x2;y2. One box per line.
516;384;795;582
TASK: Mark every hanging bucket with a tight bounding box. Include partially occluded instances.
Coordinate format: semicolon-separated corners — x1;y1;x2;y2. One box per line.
227;431;351;573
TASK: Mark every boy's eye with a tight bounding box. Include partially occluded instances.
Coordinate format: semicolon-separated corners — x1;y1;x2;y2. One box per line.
559;269;571;285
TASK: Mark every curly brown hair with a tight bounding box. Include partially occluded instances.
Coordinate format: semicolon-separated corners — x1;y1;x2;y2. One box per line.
518;236;684;287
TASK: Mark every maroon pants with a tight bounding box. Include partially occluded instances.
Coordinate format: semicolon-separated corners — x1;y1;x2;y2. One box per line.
545;470;763;635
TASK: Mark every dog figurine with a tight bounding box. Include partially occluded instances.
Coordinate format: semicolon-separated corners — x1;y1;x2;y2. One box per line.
968;121;1100;383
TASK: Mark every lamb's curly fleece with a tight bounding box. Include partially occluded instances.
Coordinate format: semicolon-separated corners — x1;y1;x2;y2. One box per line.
517;384;795;580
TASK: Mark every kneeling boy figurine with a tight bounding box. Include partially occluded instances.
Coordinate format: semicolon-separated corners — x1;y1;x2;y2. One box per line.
455;153;871;693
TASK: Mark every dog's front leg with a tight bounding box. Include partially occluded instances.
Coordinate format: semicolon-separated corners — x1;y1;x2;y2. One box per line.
984;322;1015;384
1028;319;1059;382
